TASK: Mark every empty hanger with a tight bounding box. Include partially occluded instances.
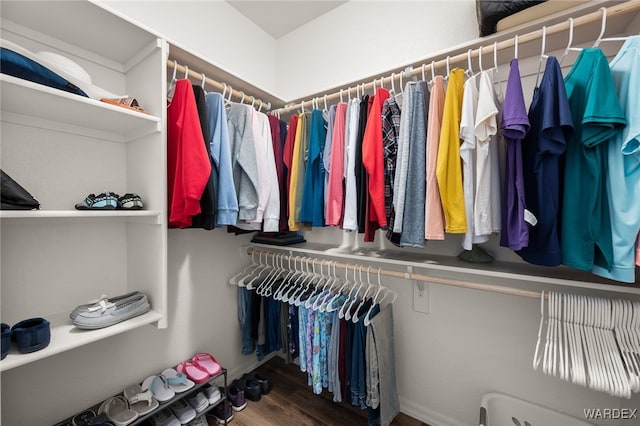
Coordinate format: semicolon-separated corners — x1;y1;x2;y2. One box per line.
363;268;385;326
560;18;581;65
352;266;375;324
229;250;258;286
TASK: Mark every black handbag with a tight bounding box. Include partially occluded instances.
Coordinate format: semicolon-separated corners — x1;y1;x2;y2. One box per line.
1;169;40;210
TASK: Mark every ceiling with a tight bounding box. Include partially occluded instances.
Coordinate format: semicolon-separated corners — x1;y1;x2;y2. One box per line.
226;1;347;39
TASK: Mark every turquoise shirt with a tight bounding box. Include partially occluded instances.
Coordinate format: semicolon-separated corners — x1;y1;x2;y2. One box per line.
593;37;640;282
562;48;626;272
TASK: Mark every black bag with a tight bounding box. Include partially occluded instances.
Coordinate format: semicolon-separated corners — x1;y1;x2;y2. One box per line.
1;169;40;210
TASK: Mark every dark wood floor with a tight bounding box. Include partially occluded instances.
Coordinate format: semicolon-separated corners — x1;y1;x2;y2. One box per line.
207;356;428;426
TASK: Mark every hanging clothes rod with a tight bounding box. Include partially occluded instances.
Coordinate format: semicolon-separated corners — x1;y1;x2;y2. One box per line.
273;0;640;114
247;247;542;300
167;59;272;111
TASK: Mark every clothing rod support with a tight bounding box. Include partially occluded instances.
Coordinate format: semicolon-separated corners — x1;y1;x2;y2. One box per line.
166;59;271;111
274;0;640;114
247;247;542;299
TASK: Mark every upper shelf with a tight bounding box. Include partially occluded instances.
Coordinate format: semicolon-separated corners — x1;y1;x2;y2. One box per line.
249;242;640;296
0;210;162;224
0;74;161;141
0;0;160;70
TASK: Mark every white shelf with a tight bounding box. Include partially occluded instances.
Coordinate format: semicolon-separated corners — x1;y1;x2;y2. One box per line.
0;309;163;372
0;74;161;141
0;210;162;223
249;243;640;295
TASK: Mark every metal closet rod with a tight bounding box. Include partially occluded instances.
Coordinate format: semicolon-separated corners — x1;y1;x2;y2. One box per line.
247;247;541;300
273;0;640;114
167;59;272;111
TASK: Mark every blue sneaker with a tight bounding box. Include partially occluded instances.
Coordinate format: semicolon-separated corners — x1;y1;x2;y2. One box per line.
75;192;119;210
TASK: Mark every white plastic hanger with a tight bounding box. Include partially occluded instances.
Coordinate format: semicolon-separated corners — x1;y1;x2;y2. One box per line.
429;61;436;85
352;266;375;323
200;73;207;94
340;88;344;103
533;291;546;371
535;26;548;88
514;34;519;60
421;63;426;82
465;49;474;79
476;45;484;77
229;250;258;286
339;265;360;319
396;71;404;100
445;56;451;80
363;268;385;326
167;60;178;100
323;95;329;113
560;18;581;65
340;265;364;321
327;263;352;313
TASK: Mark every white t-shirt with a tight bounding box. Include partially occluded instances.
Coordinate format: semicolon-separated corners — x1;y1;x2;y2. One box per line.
460;74;488;250
474;70;502;236
342;98;361;231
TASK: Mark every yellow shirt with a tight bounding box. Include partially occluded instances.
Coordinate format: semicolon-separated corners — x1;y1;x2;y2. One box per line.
288;112;311;231
436;68;467;233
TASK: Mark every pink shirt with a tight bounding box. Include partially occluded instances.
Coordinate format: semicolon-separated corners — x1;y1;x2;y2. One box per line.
325;102;348;226
425;76;446;240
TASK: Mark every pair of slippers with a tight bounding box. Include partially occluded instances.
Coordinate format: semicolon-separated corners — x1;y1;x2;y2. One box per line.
75;192;143;210
141;367;195;404
1;317;50;359
233;372;272;402
176;352;222;384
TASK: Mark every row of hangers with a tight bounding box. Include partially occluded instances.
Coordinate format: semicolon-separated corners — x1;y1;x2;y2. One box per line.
533;291;640;399
167;59;271;112
229;251;397;326
287;5;638;116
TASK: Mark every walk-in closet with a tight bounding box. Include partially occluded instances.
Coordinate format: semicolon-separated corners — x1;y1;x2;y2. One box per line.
1;1;639;425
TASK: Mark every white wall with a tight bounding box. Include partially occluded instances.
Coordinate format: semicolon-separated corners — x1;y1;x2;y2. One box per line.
275;0;479;100
101;0;279;96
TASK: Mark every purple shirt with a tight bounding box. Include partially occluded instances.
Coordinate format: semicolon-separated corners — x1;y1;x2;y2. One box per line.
500;59;530;250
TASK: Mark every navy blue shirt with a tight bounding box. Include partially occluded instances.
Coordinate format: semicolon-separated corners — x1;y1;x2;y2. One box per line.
517;56;573;266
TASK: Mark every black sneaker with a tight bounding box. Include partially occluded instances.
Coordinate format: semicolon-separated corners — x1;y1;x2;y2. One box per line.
244;378;262;402
255;373;273;395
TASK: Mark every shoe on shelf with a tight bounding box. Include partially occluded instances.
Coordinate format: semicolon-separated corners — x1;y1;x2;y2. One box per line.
69;291;143;321
141;375;175;404
161;367;195;394
98;396;138;426
1;323;11;359
187;415;208;426
75;192;119;210
168;399;197;425
244;378;262;402
11;317;50;354
123;383;159;416
149;409;181;426
70;411;112;426
117;193;144;210
191;352;222;376
207;400;233;424
72;292;150;329
227;383;246;411
254;373;273;395
176;360;210;384
186;391;209;413
202;384;222;405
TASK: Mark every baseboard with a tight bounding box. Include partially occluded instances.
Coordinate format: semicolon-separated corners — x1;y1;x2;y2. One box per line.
226;352;279;382
400;397;469;426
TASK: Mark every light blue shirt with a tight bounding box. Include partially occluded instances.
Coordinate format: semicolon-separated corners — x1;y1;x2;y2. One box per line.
593;36;640;283
206;93;238;225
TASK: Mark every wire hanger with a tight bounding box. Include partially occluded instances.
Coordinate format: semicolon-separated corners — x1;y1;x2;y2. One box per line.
535;26;548;87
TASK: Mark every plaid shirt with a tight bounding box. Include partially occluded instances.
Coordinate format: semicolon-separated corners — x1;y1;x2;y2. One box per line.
381;96;401;229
